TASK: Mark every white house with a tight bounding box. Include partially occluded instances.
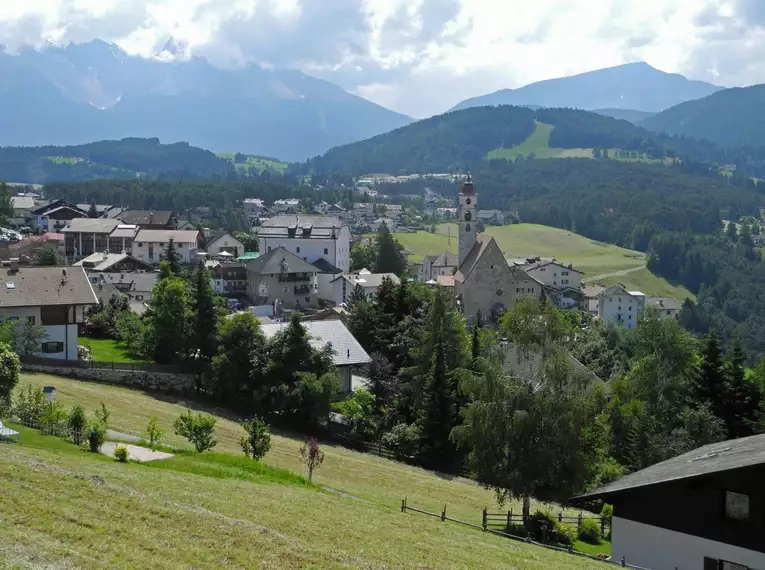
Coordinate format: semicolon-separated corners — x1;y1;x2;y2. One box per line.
417;251;458;283
256;215;351;272
574;434;765;570
331;271;400;305
597;285;646;330
369;217;397;233
523;260;584;309
133;229;202;265
205;232;245;258
647;296;681;320
260;320;370;393
0;264;97;360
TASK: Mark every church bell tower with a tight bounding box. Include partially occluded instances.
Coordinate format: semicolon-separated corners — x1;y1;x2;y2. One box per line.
458;173;477;266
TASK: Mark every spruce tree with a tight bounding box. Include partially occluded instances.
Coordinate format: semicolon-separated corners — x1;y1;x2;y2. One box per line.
88;199;98;219
366;352;396;416
374;223;406;275
417;335;456;468
695;331;725;418
721;341;761;438
163;238;183;276
192;262;218;361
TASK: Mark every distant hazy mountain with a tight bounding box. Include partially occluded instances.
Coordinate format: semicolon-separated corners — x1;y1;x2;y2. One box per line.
641;84;765;148
0;40;411;161
593;108;656;124
451;63;722;113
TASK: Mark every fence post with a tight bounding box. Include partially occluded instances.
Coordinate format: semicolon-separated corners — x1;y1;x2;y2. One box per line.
482;507;487;530
621;556;626;567
558;511;563;522
401;498;406;513
441;505;446;522
577;512;582;527
507;509;512;530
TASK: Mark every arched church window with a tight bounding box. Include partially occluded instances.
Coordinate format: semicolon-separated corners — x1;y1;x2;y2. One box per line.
465;224;471;232
464;212;472;222
466;198;471;205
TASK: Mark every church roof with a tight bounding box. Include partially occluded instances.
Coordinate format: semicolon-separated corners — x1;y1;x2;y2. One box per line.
455;234;494;282
460;174;476;196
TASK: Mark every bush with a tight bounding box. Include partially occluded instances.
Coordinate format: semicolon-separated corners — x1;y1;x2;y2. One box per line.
600;504;613;540
578;518;601;544
39;402;69;435
114;445;129;463
240;416;272;460
381;423;420;460
94;402;110;429
173;409;217;452
88;424;106;453
12;384;48;424
67;405;87;446
331;389;377;442
554;522;575;546
145;416;164;449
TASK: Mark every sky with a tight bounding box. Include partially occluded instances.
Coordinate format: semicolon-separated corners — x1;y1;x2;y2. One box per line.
1;0;764;117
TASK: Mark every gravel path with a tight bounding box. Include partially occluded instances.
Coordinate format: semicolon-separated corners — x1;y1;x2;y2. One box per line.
100;442;174;462
105;429;142;443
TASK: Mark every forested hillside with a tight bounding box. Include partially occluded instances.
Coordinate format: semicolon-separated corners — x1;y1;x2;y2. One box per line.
642;84;765;149
0;138;235;183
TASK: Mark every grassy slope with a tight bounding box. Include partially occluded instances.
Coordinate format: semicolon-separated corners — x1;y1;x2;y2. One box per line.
397;223;692;299
78;337;147;363
486;122;593;160
4;378;605;569
218;153;288;173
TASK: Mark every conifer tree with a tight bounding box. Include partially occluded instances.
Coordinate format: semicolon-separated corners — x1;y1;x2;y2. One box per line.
163;237;183;276
721;341;761;438
88;199;98;219
695;331;725;418
374;223;406;275
191;262;218;361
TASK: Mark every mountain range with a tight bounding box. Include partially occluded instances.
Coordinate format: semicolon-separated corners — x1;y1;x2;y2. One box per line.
450;62;722;114
0;40;411;161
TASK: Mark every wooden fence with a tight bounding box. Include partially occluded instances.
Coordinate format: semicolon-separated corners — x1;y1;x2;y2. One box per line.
21;355;209;375
401;497;651;570
483;508;609;538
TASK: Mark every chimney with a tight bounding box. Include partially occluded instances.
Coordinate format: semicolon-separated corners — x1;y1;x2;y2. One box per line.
9;260;18;273
149;212;155;225
102;250;109;260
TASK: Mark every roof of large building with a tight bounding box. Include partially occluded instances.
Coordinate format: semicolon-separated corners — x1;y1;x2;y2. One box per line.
598;284;631;298
134;229;200;244
260;320;370;366
425;250;458;267
97;272;158;293
581;285;605;299
647;296;681;311
0;266;97;307
76;204;116;215
311;258;342;275
118;210;175;226
11;196;35;210
575;433;765;501
246;246;323;275
524;259;584;275
257;215;343;239
73;252;153;272
61;218;121;234
332;272;400;288
206;232;242;249
455;234;494;282
109;224;140;239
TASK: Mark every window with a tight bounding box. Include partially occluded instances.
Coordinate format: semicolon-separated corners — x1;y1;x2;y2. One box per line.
721;561;749;570
283;286;289;293
324;248;329;255
464;212;472;222
562;271;569;276
465;224;471;232
8;317;18;321
496;289;503;296
305;297;311;303
562;279;569;285
178;243;183;248
138;242;143;247
268;246;272;252
27;316;35;325
296;247;301;253
135;295;144;301
159;243;165;247
42;341;64;353
725;491;749;521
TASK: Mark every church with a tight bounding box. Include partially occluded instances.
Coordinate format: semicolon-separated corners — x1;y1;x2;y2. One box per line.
453;175;543;321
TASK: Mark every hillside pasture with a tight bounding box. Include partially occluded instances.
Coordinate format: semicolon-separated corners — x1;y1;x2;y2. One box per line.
218;152;288;173
487;121;593;161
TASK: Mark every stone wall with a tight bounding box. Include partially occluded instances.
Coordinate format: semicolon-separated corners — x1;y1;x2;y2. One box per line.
22;363;196;394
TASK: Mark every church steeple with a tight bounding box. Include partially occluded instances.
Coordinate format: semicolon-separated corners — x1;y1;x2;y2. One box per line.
458;172;477;266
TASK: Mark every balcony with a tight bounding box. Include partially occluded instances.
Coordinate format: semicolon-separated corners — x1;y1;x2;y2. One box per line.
279;273;312;283
294;284;311;295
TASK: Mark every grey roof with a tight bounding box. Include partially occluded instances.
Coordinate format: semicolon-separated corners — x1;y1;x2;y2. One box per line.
598;284;631;298
109;225;139;239
97;272;158;293
118;210;175;226
524;260;584;275
11;196;35;210
0;266;97;307
312;258;343;274
246;247;323;275
331;272;400;288
260;320;371;366
502;343;602;392
431;250;458;267
206;232;242;249
134;230;200;244
575;433;765;501
647;297;681;311
477;209;505;218
76;204;114;215
73;252;153;272
257;215;343;239
62;218;121;234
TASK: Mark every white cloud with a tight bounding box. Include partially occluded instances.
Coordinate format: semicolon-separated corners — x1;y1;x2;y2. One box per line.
1;0;765;116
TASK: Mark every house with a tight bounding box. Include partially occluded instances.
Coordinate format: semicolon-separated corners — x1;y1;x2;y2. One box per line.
107;224;139;255
118;210;177;229
477;209;506;225
260;320;370;393
573;434;765;570
418;251;458;282
205;232;245;258
353;203;375;219
597;285;646;330
369;217;397;233
331;271;400;305
76;204;120;218
245;247;323;310
647;296;681;320
91;272;158;314
210;263;247;295
33;202;87;233
73;252;155;273
256;214;351;272
311;258;343;302
581;284;605;315
62;218;122;260
11;196;36;226
522;259;584;308
133;230;202;265
0;264;97;360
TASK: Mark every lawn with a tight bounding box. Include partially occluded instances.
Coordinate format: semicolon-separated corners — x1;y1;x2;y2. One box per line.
591;267;695;302
487;122;593;161
43;155;80;164
2;378;605;569
218;152;288;173
573;539;612;557
78;337;146;363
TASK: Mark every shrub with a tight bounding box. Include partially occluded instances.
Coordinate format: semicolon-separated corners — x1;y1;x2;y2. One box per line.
240;416;272;460
578;518;601;544
12;384;48;424
67;405;87;446
600;504;614;540
39;402;69;435
331;389;377;442
381;423;420;459
114;445;129;463
299;437;324;481
88;424;106;453
173;409;217;452
554;522;575;546
145;416;164;449
94;402;110;429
